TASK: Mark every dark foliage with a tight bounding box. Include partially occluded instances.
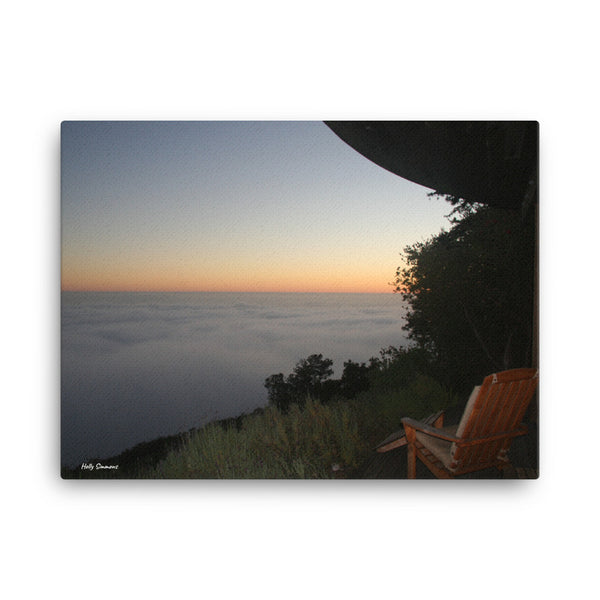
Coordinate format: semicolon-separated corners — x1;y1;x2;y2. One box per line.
265;353;336;411
393;197;536;394
368;346;436;392
340;360;372;398
264;346;437;411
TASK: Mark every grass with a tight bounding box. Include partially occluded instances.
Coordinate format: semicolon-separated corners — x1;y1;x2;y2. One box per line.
142;398;363;478
139;374;459;479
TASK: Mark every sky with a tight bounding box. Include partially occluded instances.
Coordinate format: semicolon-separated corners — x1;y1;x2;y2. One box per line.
61;121;450;293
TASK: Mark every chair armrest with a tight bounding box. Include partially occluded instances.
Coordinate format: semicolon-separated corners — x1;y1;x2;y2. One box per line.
401;417;460;442
376;411;445;452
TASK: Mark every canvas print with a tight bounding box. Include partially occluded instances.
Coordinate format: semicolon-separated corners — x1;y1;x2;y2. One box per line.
61;121;539;479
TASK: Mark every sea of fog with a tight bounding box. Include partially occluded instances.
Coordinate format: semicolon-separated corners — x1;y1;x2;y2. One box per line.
61;292;410;467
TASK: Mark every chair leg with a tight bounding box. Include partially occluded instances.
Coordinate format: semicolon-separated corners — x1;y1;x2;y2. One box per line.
407;442;416;479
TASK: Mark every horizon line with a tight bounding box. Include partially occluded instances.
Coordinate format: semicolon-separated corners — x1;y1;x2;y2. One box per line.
61;289;395;294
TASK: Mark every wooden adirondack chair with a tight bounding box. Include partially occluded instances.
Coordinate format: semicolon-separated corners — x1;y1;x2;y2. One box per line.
401;368;539;478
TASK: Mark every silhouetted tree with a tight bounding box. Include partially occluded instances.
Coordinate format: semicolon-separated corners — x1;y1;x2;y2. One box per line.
393;201;536;393
367;346;434;392
288;354;334;397
265;373;294;412
265;354;335;411
339;360;372;398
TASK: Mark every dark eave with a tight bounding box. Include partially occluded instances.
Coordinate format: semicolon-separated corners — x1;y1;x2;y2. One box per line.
325;121;538;210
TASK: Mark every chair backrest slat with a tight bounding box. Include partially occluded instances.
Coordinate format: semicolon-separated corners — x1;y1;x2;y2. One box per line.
452;369;538;470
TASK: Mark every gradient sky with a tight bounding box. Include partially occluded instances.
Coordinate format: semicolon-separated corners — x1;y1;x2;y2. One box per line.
61;121;450;293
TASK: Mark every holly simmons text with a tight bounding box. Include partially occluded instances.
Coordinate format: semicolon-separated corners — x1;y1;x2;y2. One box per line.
80;463;119;471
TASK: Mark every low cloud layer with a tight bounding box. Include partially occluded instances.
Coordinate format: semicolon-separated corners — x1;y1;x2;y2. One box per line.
61;292;409;466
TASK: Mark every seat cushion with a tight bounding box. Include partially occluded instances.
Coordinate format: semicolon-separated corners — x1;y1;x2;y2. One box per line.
451;385;481;455
415;425;458;469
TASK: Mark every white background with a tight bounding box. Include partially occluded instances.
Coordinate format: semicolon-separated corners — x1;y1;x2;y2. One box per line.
3;1;598;599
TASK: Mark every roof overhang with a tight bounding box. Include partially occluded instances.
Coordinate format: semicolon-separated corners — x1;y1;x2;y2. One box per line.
325;121;538;210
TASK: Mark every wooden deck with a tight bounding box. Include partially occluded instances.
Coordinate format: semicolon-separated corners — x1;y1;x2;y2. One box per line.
502;466;539;479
